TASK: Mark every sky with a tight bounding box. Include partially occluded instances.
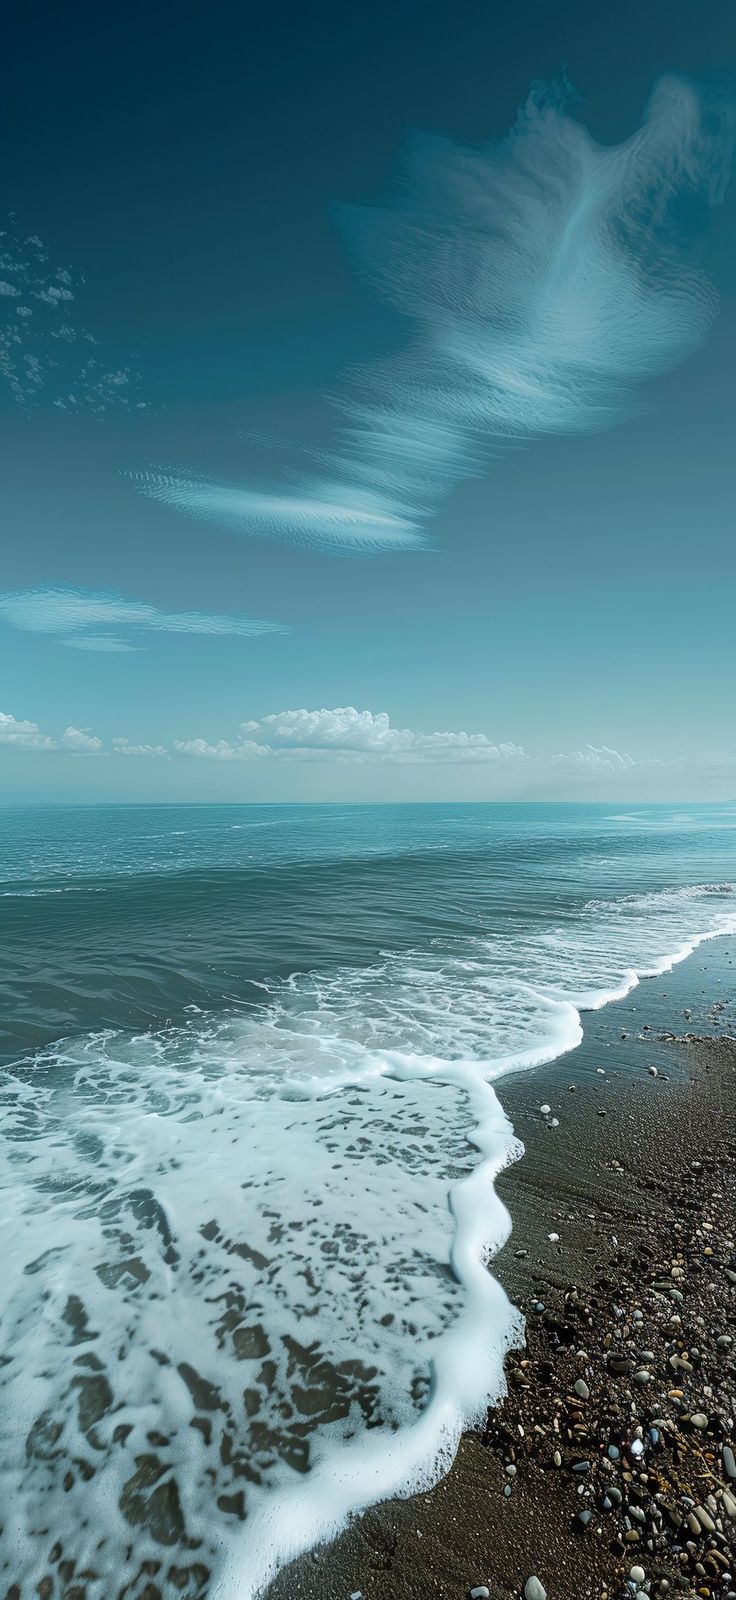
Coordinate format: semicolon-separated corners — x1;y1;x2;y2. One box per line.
2;0;735;803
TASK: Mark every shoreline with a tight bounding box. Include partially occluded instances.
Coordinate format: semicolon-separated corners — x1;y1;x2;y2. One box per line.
266;935;736;1600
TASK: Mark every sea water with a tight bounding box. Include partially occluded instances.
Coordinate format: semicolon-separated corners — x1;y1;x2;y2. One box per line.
1;802;735;1597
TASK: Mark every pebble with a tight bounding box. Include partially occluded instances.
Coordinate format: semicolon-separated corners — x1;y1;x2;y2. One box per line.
629;1567;646;1584
524;1580;546;1600
469;1588;490;1599
548;1232;560;1243
690;1412;709;1429
539;1104;551;1116
723;1445;736;1480
573;1378;590;1400
577;1508;593;1528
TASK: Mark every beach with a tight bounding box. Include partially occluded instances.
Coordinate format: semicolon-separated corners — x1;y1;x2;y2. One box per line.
2;804;735;1599
267;935;736;1600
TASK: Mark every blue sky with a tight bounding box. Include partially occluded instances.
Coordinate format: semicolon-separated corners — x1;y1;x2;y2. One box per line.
2;0;735;802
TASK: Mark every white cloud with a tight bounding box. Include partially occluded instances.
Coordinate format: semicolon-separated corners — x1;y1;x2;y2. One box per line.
60;725;103;752
174;737;270;761
0;711;102;753
551;744;639;773
112;738;169;758
0;711;55;750
177;707;526;765
129;78;734;553
0;586;288;653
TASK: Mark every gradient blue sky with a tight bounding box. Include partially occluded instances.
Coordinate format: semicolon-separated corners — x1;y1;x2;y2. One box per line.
2;0;735;802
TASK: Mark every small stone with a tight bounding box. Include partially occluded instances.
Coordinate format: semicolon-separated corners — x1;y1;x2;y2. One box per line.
470;1588;490;1599
539;1104;551;1116
577;1508;593;1528
629;1565;646;1584
690;1412;709;1430
723;1445;736;1480
571;1459;591;1474
524;1580;547;1600
648;1065;658;1076
548;1232;560;1243
574;1378;590;1400
553;1450;562;1468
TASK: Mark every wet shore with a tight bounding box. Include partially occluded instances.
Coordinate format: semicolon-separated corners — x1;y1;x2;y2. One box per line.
267;938;736;1600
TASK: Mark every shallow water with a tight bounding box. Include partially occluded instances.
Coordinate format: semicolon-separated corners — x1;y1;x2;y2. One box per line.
1;802;735;1596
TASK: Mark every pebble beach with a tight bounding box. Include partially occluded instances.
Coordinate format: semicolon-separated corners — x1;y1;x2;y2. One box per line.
267;939;736;1600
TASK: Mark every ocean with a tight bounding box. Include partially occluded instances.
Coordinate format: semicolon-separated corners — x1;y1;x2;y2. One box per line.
1;801;735;1597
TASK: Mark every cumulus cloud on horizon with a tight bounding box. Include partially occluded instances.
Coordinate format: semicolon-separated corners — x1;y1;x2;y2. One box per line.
552;744;639;773
130;76;733;553
0;712;103;753
3;704;735;790
0;586;288;653
175;706;527;764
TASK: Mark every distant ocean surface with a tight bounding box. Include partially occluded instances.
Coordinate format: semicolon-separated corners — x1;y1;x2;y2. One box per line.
2;802;736;1597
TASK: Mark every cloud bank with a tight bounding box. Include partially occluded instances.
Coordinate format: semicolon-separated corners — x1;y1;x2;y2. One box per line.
0;216;145;414
131;76;733;552
176;706;526;764
0;586;288;652
4;705;735;795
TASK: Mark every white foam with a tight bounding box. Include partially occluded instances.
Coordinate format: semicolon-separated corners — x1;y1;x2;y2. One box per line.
1;881;735;1598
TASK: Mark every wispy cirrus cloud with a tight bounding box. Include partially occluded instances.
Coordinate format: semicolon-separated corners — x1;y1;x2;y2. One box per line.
130;76;733;553
176;706;526;764
0;215;146;414
0;586;288;653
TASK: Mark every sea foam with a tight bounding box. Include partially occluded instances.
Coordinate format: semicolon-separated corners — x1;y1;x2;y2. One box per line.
1;881;735;1598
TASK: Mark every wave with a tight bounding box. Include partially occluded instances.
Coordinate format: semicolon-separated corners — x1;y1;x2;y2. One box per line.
1;882;735;1598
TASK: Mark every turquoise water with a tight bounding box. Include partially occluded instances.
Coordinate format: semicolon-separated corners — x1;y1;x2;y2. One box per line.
1;802;735;1596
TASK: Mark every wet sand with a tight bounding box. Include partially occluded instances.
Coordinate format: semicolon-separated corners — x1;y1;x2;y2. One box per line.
267;939;736;1600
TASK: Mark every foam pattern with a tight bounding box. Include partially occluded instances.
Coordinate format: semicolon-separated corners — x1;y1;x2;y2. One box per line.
1;880;735;1598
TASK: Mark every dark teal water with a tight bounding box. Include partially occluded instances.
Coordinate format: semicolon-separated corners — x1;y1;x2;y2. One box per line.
1;802;735;1597
2;801;736;1062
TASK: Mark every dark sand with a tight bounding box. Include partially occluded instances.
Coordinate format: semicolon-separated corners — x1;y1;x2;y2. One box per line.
267;939;736;1600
